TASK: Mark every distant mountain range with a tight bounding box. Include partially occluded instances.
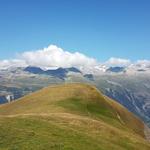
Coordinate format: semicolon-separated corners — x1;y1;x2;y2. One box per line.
24;66;81;79
0;65;150;127
106;66;126;73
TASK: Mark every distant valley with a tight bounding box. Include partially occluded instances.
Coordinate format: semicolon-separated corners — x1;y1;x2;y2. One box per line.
0;65;150;127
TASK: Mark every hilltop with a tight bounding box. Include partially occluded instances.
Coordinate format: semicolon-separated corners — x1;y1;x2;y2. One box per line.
0;83;150;150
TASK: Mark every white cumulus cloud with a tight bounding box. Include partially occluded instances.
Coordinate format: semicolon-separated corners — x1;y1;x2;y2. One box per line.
105;57;131;66
136;60;150;68
0;59;26;69
20;45;98;69
0;45;150;74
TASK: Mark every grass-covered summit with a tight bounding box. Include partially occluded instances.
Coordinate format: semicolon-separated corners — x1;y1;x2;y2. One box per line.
0;83;150;150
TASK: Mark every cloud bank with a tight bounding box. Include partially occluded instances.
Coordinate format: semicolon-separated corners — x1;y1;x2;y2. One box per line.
20;45;98;69
0;44;149;72
0;59;26;69
136;60;150;68
105;57;131;66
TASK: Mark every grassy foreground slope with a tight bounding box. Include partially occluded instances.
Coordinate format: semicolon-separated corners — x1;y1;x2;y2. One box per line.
0;83;150;150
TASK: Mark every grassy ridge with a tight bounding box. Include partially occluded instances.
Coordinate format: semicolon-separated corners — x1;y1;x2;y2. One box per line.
0;83;150;149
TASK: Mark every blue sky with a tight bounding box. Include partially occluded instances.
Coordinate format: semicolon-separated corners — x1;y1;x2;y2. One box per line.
0;0;150;61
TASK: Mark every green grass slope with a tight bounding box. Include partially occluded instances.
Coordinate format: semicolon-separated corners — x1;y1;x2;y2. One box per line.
0;83;150;150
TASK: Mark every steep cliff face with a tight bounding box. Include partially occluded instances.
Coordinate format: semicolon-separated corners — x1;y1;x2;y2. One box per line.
0;94;14;104
94;74;150;125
